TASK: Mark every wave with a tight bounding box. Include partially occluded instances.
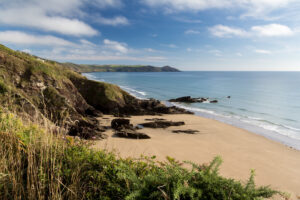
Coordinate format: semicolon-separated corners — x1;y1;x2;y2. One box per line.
83;73;105;82
170;102;222;116
120;86;147;99
171;102;300;142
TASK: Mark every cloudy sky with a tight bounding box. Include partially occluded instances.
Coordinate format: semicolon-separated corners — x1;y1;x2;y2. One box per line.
0;0;300;71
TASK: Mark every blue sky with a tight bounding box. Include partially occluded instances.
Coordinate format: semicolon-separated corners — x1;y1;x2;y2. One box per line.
0;0;300;71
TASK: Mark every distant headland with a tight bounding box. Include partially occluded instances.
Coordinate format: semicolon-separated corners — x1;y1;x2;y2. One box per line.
62;63;180;73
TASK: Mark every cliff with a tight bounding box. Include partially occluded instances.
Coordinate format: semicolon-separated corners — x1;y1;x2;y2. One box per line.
0;44;189;139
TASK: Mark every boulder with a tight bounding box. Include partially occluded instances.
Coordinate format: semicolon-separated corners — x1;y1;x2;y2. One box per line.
169;96;197;103
115;129;150;139
111;118;131;130
68;119;107;139
145;118;166;121
169;96;208;103
172;129;199;134
139;121;185;128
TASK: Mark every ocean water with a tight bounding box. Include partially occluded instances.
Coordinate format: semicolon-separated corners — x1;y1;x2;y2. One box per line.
84;71;300;150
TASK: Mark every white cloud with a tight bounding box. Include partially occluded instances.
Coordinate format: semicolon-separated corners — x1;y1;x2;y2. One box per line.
142;0;297;19
251;24;294;37
173;17;202;23
103;39;128;53
142;0;231;11
95;16;130;26
0;31;75;46
145;48;156;52
210;24;294;38
209;25;248;37
90;0;123;8
209;49;222;56
80;39;96;46
44;52;166;63
0;0;124;36
254;49;272;54
185;29;201;34
162;44;178;48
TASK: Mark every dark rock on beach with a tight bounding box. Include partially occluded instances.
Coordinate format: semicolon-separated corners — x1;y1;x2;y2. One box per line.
145;118;166;121
111;118;131;130
139;121;185;128
111;118;150;139
68;119;107;139
172;129;199;134
169;96;204;103
115;129;151;139
169;96;220;104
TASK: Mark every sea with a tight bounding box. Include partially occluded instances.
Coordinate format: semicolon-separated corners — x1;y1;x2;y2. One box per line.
83;71;300;150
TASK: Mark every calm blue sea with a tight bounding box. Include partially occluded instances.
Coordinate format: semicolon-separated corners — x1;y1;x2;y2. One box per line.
84;71;300;150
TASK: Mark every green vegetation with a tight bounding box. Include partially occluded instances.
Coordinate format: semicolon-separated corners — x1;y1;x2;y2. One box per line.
0;80;8;94
0;44;288;200
63;63;180;73
0;108;284;200
0;44;135;133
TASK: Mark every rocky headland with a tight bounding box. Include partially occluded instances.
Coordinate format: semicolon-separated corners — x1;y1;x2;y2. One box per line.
0;44;190;139
63;63;180;73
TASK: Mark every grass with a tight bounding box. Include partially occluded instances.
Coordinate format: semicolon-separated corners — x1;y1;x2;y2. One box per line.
0;79;8;94
0;107;286;200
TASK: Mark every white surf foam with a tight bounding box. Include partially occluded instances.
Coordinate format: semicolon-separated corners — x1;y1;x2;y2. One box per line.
120;86;148;99
170;102;300;149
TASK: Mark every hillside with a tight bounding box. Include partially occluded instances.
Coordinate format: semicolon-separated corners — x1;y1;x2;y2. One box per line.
63;63;180;73
0;44;284;200
0;44;188;139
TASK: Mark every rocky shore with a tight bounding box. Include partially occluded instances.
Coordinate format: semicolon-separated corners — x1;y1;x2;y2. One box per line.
0;44;191;140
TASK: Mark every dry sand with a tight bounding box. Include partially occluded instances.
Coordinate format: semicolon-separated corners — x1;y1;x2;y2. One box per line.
94;114;300;199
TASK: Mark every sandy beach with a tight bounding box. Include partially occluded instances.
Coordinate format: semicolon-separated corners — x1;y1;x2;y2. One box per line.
94;114;300;199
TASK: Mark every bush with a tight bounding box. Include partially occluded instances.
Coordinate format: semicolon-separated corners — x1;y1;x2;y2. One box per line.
0;110;285;200
0;80;8;94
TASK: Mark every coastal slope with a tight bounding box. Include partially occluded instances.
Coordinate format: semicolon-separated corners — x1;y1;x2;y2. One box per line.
0;44;187;139
63;63;180;73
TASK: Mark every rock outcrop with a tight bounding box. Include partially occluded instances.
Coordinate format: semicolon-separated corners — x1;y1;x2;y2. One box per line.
169;96;208;103
169;96;219;104
0;44;190;139
111;118;131;130
172;129;199;134
111;118;150;139
139;121;185;128
115;129;151;139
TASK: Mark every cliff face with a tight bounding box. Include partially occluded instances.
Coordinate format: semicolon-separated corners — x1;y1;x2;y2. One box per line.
63;63;181;73
0;45;190;139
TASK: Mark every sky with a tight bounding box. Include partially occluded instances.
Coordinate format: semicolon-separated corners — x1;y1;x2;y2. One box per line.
0;0;300;71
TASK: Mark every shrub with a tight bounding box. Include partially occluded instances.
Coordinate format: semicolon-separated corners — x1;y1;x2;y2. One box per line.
0;110;285;200
0;80;8;94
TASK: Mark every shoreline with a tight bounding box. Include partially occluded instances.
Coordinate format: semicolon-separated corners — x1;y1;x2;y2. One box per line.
83;72;300;151
94;114;300;199
168;101;300;151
